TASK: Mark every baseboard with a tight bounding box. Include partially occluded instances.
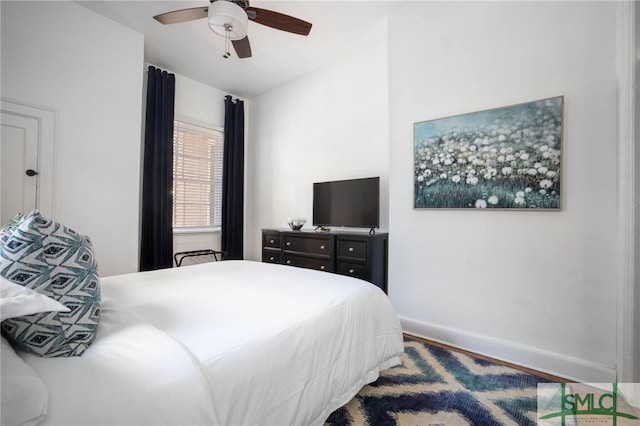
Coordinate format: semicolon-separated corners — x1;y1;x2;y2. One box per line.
399;316;617;383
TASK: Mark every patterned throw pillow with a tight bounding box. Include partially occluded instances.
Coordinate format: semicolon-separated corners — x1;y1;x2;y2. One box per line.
0;213;24;242
0;210;101;357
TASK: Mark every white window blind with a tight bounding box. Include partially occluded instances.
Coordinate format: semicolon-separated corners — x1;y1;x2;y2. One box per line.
173;120;224;229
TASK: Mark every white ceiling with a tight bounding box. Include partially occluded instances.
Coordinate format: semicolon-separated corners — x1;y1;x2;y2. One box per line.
77;1;405;98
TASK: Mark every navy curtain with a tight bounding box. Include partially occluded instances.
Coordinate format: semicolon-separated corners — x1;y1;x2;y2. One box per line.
140;66;175;271
221;96;245;260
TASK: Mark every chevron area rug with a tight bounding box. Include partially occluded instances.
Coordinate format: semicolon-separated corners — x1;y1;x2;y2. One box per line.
325;335;556;426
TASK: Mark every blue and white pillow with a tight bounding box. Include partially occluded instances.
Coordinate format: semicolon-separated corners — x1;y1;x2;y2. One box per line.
0;210;101;357
0;212;23;242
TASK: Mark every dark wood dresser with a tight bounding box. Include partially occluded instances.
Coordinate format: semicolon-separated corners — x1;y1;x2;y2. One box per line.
261;229;389;293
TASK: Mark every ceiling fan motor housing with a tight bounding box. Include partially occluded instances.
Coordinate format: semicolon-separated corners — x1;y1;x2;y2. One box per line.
208;0;248;40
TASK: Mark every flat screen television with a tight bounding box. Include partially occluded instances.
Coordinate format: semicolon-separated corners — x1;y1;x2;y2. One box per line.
313;177;380;230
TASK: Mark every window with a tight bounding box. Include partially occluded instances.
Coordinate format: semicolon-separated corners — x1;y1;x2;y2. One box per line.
173;119;223;230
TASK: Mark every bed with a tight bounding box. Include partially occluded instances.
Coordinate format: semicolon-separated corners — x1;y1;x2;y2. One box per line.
2;260;404;426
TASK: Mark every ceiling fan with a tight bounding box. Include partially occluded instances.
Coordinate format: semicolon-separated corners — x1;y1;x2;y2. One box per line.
153;0;312;59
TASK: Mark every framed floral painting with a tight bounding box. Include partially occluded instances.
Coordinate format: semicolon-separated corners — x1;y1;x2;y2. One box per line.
413;96;563;210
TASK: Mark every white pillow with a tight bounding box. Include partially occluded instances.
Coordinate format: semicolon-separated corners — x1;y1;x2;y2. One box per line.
1;337;49;426
0;277;69;321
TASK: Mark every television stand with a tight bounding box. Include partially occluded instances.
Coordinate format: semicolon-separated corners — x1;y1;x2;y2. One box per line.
314;226;331;232
261;228;389;294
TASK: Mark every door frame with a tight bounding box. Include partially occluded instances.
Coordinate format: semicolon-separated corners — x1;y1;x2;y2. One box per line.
1;99;57;217
615;0;637;391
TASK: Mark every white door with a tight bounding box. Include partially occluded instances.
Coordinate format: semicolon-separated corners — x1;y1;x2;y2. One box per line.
1;112;39;223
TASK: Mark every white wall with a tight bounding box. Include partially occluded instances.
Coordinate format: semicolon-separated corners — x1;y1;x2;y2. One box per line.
247;42;389;261
388;1;619;381
174;73;227;126
1;1;144;277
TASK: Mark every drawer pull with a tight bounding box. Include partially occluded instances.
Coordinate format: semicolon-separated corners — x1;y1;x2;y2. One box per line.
269;256;275;261
269;239;275;244
286;241;291;246
348;247;354;252
349;269;355;274
286;260;291;265
320;265;325;270
320;245;325;250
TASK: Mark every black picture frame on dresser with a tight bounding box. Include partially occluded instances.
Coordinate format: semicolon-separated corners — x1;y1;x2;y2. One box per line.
262;229;389;294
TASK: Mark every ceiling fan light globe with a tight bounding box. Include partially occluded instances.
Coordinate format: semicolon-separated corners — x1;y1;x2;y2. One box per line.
208;1;248;40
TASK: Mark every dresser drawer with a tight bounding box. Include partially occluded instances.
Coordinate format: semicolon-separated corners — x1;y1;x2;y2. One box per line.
336;261;368;281
261;229;388;294
263;232;282;249
337;239;367;260
283;253;334;273
262;249;281;264
283;235;332;256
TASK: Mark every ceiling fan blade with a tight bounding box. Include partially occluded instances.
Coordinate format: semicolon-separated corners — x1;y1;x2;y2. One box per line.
232;36;252;58
153;7;208;25
245;7;312;36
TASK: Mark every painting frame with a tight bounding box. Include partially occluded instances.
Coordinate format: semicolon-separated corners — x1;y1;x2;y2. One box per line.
413;96;564;210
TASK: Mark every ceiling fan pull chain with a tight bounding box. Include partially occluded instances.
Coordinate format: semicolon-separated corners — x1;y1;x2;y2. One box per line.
223;24;231;58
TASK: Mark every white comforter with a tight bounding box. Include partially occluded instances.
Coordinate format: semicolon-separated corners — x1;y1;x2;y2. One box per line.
22;260;404;426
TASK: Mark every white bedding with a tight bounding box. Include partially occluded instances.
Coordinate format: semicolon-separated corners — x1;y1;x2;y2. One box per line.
19;260;404;426
21;299;216;426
